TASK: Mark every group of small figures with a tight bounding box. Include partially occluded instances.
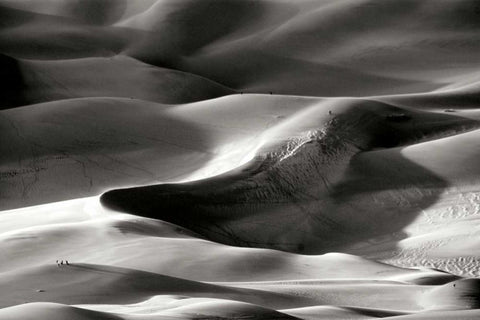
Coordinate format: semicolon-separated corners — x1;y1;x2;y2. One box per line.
56;260;69;266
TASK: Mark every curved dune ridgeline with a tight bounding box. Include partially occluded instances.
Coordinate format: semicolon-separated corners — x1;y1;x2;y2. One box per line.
2;1;480;319
101;99;480;254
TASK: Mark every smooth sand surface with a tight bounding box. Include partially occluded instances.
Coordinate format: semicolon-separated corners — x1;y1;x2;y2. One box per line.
1;1;480;319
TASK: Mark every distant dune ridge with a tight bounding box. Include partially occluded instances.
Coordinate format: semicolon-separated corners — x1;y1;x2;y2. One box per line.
2;0;480;319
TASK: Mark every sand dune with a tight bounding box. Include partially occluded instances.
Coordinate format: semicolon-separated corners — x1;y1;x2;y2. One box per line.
0;262;307;309
1;54;232;109
0;195;469;317
0;303;123;320
0;198;431;282
0;0;158;25
100;97;480;253
1;94;326;209
2;1;480;319
1;0;478;95
0;300;301;320
0;4;133;59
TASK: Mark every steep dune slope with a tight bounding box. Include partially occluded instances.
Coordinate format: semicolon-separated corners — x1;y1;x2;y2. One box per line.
0;263;306;309
0;5;133;60
0;54;23;108
222;0;478;91
0;98;212;209
2;54;232;109
184;50;436;97
101;97;479;253
7;90;476;211
0;255;462;313
0;303;122;320
2;0;479;96
174;0;480;95
0;199;433;282
0;95;320;209
0;0;157;25
0;194;474;317
0;301;299;320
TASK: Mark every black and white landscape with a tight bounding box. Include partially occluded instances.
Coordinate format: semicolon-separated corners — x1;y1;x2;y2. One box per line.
1;0;480;319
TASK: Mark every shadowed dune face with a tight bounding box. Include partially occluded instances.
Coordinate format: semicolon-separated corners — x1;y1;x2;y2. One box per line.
101;150;444;254
1;0;480;95
0;98;220;209
13;55;233;107
0;0;129;25
0;263;306;309
0;303;123;320
101;101;479;253
59;0;129;25
0;301;299;320
420;279;480;310
0;5;130;59
0;54;24;109
0;94;320;210
172;0;480;95
121;0;292;58
183;50;441;97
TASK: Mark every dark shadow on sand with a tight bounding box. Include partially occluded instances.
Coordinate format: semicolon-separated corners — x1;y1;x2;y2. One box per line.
0;263;303;310
0;99;217;210
99;147;446;255
0;54;25;109
100;106;480;256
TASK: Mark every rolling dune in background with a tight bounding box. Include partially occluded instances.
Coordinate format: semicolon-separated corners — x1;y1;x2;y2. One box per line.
1;1;480;319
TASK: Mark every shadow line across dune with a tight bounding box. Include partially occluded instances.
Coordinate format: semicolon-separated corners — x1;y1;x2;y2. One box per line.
0;97;222;210
100;148;446;256
101;104;470;256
